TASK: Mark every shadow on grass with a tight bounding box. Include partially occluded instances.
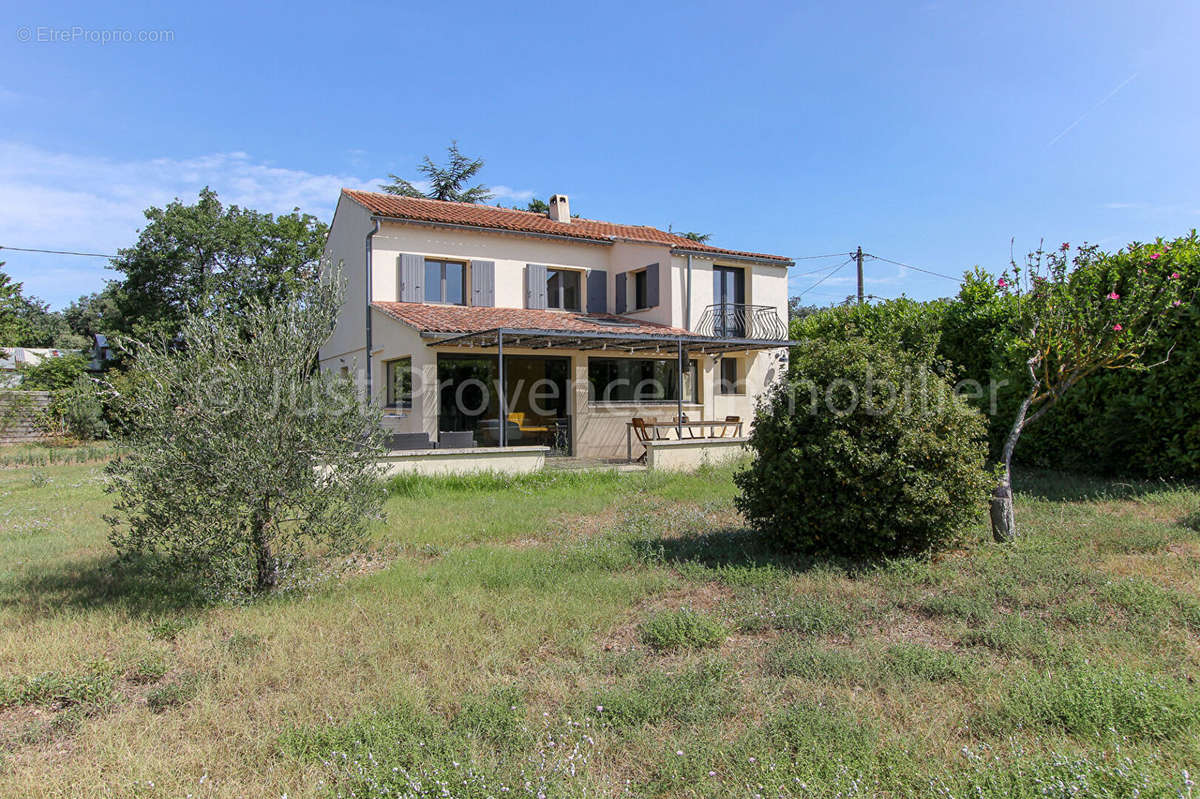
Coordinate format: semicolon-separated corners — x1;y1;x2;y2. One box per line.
631;525;864;579
1013;467;1198;504
0;553;211;618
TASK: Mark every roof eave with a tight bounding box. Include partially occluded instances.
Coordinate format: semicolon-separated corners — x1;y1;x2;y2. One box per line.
351;208;614;247
669;247;794;266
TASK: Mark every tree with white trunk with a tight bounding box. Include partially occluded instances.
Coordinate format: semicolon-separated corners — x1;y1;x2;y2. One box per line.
989;237;1192;542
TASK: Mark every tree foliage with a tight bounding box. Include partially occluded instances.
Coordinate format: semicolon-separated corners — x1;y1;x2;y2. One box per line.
17;352;91;391
735;337;991;559
0;263;84;348
381;141;493;204
104;276;384;596
987;238;1190;541
109;187;328;340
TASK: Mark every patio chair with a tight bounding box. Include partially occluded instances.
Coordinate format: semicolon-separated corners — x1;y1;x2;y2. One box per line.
643;416;670;441
718;415;741;438
439;431;476;449
630;417;652;464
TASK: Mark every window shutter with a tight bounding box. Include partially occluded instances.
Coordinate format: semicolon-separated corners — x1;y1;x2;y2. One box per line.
645;263;660;308
614;272;627;314
470;260;495;307
525;264;548;309
586;270;607;314
398;253;425;302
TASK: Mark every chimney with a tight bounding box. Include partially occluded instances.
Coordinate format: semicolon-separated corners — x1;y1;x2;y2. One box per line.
548;194;570;223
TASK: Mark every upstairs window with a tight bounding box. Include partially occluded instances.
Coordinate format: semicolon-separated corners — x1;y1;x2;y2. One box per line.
546;268;582;311
424;259;466;305
634;269;649;310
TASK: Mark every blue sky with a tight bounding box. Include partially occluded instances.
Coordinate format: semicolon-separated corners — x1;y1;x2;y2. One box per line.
2;0;1198;308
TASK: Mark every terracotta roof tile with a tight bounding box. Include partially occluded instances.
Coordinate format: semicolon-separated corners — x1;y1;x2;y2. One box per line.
343;189;792;264
372;302;693;338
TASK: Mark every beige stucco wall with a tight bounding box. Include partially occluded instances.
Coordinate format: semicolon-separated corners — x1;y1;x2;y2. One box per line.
377;446;547;477
644;438;750;471
319;195;374;376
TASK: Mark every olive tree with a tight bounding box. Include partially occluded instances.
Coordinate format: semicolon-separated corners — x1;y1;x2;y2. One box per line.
989;238;1190;542
104;276;384;595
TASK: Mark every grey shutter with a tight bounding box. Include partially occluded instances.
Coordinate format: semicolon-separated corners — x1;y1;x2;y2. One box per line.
525;264;548;309
398;253;425;302
645;262;660;308
470;260;495;307
586;270;607;314
614;272;627;314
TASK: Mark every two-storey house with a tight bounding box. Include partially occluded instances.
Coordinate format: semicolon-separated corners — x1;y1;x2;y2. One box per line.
319;190;794;460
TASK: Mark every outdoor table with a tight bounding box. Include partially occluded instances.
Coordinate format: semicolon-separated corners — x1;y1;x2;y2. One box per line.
625;420;744;462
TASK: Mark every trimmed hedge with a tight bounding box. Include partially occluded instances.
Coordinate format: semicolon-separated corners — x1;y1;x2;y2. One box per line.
735;338;991;559
789;234;1200;479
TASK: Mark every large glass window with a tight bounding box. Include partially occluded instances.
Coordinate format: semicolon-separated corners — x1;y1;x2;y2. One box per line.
424;259;467;305
386;357;412;409
546;268;581;311
587;357;698;404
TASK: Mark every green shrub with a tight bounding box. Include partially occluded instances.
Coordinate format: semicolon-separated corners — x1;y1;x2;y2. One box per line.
46;374;109;440
735;338;991;559
639;608;727;651
17;352;90;391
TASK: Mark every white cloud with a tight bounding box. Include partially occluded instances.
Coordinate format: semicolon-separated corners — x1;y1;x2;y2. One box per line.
0;141;383;306
490;185;536;203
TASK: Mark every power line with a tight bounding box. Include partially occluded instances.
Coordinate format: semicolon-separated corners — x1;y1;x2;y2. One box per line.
795;257;855;297
0;245;117;258
791;251;853;261
863;253;963;283
790;255;857;278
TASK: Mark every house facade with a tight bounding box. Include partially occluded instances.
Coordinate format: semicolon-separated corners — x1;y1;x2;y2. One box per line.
319;190;794;460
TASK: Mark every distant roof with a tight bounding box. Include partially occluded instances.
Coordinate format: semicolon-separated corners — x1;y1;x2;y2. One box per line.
342;190;793;264
372;302;693;338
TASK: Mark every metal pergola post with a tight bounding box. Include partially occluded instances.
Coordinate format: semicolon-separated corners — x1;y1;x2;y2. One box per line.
676;338;684;438
497;331;506;447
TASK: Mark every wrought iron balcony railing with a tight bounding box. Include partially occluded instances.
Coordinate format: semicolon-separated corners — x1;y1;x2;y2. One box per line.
694;303;787;340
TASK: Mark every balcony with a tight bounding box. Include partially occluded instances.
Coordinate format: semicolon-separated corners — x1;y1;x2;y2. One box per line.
694;304;787;340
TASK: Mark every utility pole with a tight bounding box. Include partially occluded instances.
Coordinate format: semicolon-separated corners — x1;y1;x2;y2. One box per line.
855;246;864;305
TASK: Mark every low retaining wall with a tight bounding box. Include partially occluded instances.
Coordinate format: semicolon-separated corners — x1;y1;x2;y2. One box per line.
643;437;749;472
0;390;52;444
377;446;549;477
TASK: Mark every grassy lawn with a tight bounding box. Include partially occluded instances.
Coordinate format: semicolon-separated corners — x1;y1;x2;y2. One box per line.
1;457;1198;797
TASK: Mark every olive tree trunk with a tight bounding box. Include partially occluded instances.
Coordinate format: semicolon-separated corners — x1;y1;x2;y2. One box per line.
252;506;277;591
